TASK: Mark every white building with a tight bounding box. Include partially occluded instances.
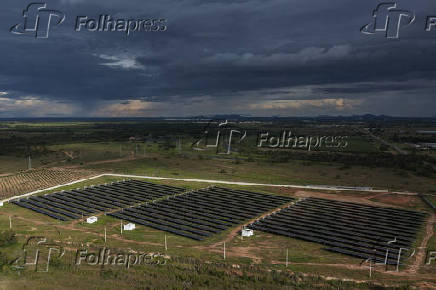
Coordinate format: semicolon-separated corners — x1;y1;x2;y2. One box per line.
241;228;253;237
0;201;3;207
123;223;136;231
86;216;98;224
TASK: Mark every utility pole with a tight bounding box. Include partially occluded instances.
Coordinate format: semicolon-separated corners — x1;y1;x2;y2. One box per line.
104;227;107;243
164;234;167;251
177;138;182;152
286;249;288;267
120;220;123;235
27;156;32;170
223;242;226;260
9;216;12;229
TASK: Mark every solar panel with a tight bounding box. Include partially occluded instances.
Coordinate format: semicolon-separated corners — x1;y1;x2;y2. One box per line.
12;200;69;221
250;197;425;264
107;186;294;240
12;180;188;221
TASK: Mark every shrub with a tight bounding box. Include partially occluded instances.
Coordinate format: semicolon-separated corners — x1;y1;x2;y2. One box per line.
0;251;9;271
0;230;17;247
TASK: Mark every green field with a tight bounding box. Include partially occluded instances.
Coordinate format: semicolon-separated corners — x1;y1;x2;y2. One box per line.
0;177;433;289
75;152;436;194
1;120;436;288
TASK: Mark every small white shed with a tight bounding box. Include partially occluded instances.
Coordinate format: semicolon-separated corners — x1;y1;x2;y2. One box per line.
86;216;98;224
241;228;253;237
0;201;3;207
123;223;136;231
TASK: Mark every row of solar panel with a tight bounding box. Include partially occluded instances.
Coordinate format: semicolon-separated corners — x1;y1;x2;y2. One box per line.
288;201;421;237
108;187;294;240
293;204;422;233
251;224;399;264
309;197;426;219
305;197;425;226
260;206;415;246
250;197;425;264
202;187;292;203
12;180;185;220
251;215;404;260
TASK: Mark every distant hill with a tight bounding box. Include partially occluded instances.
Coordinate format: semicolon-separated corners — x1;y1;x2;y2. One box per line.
0;115;435;123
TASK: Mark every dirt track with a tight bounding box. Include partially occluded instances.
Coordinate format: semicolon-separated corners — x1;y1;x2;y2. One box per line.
407;213;436;274
293;190;395;207
0;212;163;247
59;156;142;169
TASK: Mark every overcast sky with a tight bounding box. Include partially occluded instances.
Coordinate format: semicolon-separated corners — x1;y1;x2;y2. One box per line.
0;0;435;117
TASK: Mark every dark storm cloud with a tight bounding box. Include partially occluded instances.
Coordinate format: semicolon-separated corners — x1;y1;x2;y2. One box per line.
0;0;435;116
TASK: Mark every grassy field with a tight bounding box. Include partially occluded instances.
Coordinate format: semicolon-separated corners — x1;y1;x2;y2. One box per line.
0;174;434;289
77;152;436;194
0;182;433;288
426;195;436;206
0;157;27;175
0;121;435;288
1;120;434;195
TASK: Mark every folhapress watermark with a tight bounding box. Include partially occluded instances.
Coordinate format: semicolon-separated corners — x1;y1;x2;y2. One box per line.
10;3;65;39
192;120;349;154
10;236;65;272
425;250;436;265
75;248;169;269
10;2;167;38
75;15;167;35
192;120;247;155
9;236;169;272
257;131;348;151
359;239;436;277
362;2;436;39
361;2;415;39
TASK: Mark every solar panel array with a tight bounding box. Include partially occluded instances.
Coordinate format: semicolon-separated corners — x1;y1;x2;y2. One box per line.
250;197;426;264
108;186;294;240
12;180;185;221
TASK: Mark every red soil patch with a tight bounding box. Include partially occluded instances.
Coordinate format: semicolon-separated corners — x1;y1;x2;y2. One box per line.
369;194;421;208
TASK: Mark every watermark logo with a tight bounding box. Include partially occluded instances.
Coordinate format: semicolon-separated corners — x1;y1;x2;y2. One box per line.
8;236;168;272
425;17;436;31
10;3;66;38
192;120;247;154
75;248;168;269
361;2;415;39
10;3;166;38
257;131;348;151
191;120;349;154
359;238;416;276
10;236;65;272
75;16;167;35
425;250;436;265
